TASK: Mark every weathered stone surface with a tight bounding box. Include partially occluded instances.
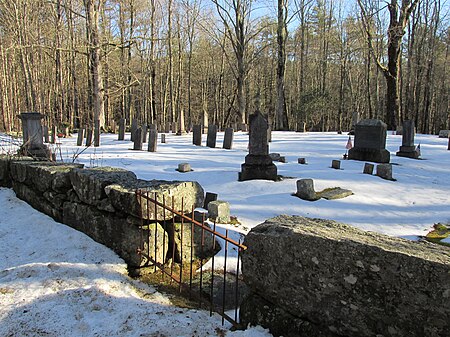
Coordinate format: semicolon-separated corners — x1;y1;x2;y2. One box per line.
331;160;340;169
241;292;340;337
203;192;218;209
148;125;158;152
62;202;167;267
348;119;390;163
208;200;230;223
269;153;281;161
396;120;420;159
85;128;93;146
438;130;449;138
223;127;234;149
193;125;202;146
296;179;318;201
131;118;138;141
206;125;217;148
133;127;143;150
105;179;204;220
70;167;137;205
94;119;100;147
363;162;374;174
177;163;191;173
319;187;353;200
376;163;394;181
118;118;126;141
242;215;450;337
298;157;306;164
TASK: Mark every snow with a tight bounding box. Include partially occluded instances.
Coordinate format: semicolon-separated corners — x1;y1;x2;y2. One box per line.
1;130;449;336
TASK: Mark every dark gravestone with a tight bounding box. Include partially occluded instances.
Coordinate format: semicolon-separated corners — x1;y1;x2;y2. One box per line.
133;128;143;150
363;163;374;175
77;128;85;146
148;125;158;152
118;118;126;141
161;134;166;143
85;128;93;147
43;126;49;143
348;119;390;163
331;160;341;169
239;112;277;181
51;125;57;144
396;120;420;159
223;127;234;149
142;125;148;143
94;119;100;147
18;112;51;159
206;125;217;148
193;124;202;146
203;192;218;209
130;118;138;141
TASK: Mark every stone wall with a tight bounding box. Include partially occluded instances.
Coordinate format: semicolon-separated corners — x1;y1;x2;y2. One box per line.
0;155;204;268
240;215;450;337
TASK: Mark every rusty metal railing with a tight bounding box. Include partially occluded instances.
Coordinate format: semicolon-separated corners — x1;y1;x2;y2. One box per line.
135;189;247;327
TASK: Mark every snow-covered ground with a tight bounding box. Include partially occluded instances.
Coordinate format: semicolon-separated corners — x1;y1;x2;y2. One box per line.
1;131;449;336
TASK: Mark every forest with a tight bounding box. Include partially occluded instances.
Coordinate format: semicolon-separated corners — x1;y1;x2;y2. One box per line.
0;0;448;135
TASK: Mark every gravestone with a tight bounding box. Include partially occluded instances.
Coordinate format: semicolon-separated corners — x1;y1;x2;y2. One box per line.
203;192;218;209
206;124;217;148
43;126;49;143
331;160;341;169
51;125;57;144
208;201;230;223
298;158;306;164
77;128;85;146
348;119;390;163
241;123;248;132
18;112;51;159
94;119;100;147
142;125;148;143
193;125;202;146
130;118;138;141
363;163;374;175
239;112;277;181
296;179;317;201
223;127;234;149
133;128;143;150
118;118;126;141
85;128;93;146
177;163;191;172
448;136;450;151
161;134;166;143
376;163;393;180
396;120;420;159
438;130;449;138
147;125;157;152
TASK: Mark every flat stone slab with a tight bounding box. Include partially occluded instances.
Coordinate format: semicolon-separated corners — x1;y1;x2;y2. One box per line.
318;187;353;200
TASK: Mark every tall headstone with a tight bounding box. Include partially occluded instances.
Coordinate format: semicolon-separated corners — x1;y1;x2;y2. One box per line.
239;112;277;181
193;124;202;146
164;122;171;134
51;125;57;144
18;112;51;159
43;126;49;143
94;119;100;147
133;127;143;150
161;134;166;143
142;125;148;143
223;127;234;149
118;118;126;141
131;118;138;141
206;125;217;148
348;119;390;163
85;128;93;146
148;125;158;152
396;120;420;159
77;128;85;146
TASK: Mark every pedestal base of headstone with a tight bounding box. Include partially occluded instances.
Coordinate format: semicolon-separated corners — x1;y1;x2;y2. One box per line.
396;146;420;159
348;148;390;163
239;155;278;181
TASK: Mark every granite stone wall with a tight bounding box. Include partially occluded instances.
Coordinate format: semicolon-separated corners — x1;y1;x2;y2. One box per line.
0;156;205;268
241;215;450;337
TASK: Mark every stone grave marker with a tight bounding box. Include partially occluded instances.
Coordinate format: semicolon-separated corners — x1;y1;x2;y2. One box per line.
131;118;138;141
376;163;393;180
142;125;148;143
118;118;126;140
206;124;217;148
94;119;100;147
203;192;218;209
438;130;449;138
193;124;202;146
147;125;157;152
133;128;143;150
331;160;341;169
18;112;51;159
348;119;390;163
164;123;170;134
396;120;419;159
239;112;277;181
85;128;93;146
223;127;234;149
77;128;85;146
161;134;166;143
208;201;230;223
296;179;317;201
177;163;191;172
363;163;374;175
298;158;307;164
43;126;49;143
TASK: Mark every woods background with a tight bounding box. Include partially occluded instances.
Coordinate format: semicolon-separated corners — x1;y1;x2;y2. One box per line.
0;0;448;134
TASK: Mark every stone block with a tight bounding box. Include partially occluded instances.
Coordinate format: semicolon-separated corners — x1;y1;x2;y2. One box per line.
223;127;234;149
105;180;204;220
133;127;143;150
298;158;306;164
438;130;449;138
206;125;217;148
208;200;230;223
148;126;158;152
177;163;191;173
161;134;166;143
296;179;317;201
319;187;353;200
193;124;202;146
203;192;218;209
331;160;341;169
70;167;137;206
363;163;374;175
241;215;450;337
376;163;394;181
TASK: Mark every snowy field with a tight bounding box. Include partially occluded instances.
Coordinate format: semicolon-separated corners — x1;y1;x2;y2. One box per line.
1;130;449;336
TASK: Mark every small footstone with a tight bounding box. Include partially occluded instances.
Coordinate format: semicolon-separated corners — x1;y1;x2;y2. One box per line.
208;201;230;223
296;179;318;201
177;163;191;173
363;163;374;175
270;153;281;161
319;187;353;200
279;156;287;163
203;192;218;209
298;158;307;165
331;160;341;169
376;163;394;180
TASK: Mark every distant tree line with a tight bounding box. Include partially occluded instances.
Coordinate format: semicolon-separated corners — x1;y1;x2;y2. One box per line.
0;0;448;134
